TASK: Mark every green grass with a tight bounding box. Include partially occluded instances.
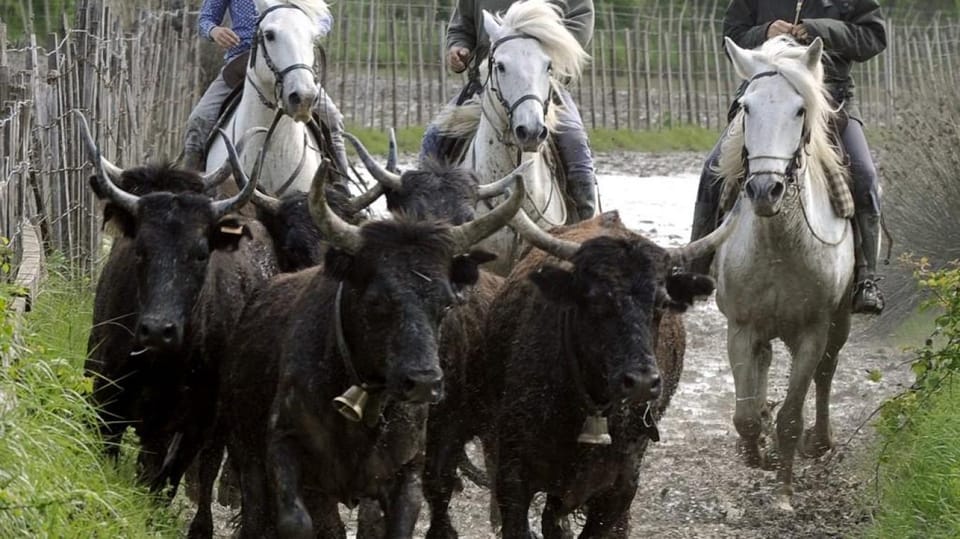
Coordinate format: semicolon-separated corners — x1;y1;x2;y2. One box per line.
345;124;717;156
865;376;960;538
0;263;179;537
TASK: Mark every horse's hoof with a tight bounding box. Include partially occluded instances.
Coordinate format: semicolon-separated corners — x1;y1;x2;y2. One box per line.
736;438;763;469
773;493;794;512
799;427;834;458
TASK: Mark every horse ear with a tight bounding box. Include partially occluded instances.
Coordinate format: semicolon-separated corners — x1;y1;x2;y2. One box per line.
804;37;824;71
316;12;333;37
482;10;504;43
724;36;760;80
253;0;271;16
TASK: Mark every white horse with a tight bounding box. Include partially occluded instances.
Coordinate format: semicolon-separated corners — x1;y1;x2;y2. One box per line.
206;0;331;195
714;36;855;511
433;0;589;275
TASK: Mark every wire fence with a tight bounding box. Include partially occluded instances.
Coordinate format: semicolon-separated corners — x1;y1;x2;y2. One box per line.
1;0;958;272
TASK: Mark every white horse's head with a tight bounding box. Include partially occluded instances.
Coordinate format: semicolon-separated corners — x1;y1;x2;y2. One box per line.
250;0;332;121
481;0;588;152
721;36;840;217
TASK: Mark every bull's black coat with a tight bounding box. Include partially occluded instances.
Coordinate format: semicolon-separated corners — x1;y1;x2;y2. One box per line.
85;164;277;494
424;213;715;539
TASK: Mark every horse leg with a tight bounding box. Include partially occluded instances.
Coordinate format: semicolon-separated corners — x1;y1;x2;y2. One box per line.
541;495;573;539
801;310;850;458
775;326;830;511
727;323;765;468
755;340;778;470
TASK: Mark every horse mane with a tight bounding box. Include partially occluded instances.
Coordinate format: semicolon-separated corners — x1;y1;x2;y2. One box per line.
279;0;332;35
716;36;847;196
495;0;589;82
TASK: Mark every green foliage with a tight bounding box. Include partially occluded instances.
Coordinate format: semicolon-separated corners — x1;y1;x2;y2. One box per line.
0;264;178;536
868;260;960;537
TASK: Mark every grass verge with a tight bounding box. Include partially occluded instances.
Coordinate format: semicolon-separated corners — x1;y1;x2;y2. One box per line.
0;262;178;536
865;376;960;538
345;124;718;156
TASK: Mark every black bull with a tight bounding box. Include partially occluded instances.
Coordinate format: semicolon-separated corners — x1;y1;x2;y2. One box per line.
208;167;526;538
79;113;276;494
424;211;717;538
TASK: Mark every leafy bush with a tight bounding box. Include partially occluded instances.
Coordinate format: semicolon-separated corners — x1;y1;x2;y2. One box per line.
868;261;960;537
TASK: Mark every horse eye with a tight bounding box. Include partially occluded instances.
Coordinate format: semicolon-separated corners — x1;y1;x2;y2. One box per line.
546;62;553;73
742;104;751;115
496;62;506;73
264;30;276;42
796;107;806;117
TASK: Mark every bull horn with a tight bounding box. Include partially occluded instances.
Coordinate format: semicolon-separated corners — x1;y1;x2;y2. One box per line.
74;110;139;215
343;132;403;191
508;209;580;260
666;214;735;269
477;161;533;199
211;128;259;218
448;172;526;252
386;128;399;173
308;160;364;253
345;183;385;215
204;126;268;190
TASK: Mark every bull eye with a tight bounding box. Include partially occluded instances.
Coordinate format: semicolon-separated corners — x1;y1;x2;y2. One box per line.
195;250;209;263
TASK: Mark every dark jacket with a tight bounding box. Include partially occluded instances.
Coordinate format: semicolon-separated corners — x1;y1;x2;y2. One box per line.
447;0;594;72
724;0;886;118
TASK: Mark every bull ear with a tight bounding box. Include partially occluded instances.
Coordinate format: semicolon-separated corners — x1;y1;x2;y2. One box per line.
450;249;496;289
664;270;715;311
212;216;251;252
91;175;136;237
324;247;355;282
529;265;578;305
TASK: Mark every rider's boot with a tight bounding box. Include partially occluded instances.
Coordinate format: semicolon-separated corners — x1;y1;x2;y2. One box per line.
566;172;598;222
852;212;885;314
328;127;353;196
688;138;725;275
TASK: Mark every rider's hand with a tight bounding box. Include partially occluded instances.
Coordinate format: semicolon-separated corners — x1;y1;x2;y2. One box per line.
447;46;471;73
767;20;794;40
211;26;241;49
791;24;812;44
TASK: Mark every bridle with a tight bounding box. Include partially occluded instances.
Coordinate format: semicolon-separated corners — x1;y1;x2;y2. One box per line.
482;34;555;147
739;70;810;194
246;4;319;112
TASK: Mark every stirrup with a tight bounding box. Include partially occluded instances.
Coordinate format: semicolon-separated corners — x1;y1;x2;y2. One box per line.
852;277;885;315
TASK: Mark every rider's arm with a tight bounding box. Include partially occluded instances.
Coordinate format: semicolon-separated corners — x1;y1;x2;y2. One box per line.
799;0;887;62
447;4;477;51
198;0;229;41
723;0;769;50
558;0;595;48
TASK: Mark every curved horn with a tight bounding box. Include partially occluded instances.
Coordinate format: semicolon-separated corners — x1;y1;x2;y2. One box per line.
386;128;399;173
211;129;259;218
477;161;533;199
343;132;403;191
667;212;735;268
74;110;139;214
204;126;268;190
448;172;526;252
508;209;580;260
345;182;385;215
308;160;364;253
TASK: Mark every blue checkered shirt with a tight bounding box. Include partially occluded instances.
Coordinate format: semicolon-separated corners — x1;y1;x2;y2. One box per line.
198;0;259;63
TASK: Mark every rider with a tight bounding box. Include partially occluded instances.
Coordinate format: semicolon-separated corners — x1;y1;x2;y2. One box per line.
690;0;887;314
422;0;598;223
182;0;351;188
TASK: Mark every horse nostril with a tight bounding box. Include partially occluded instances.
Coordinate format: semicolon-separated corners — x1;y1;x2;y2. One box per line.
771;182;785;199
744;181;757;199
537;126;548;141
288;92;301;106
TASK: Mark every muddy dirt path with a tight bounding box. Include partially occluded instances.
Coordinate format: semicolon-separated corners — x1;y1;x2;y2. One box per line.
196;151;913;538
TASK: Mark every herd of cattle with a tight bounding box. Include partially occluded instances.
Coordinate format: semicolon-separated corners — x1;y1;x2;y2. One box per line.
77;112;717;538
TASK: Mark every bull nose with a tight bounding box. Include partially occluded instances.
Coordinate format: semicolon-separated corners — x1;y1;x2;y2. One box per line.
137;317;182;351
620;367;661;403
401;370;444;404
